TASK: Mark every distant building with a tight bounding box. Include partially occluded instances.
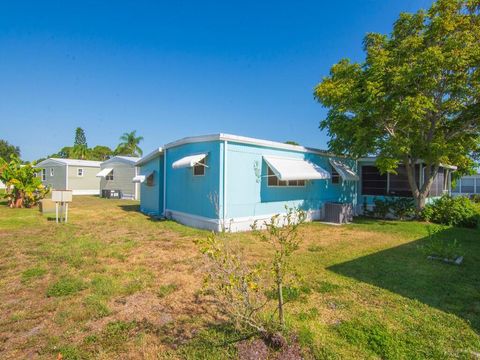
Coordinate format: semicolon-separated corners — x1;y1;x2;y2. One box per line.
97;156;140;200
35;158;102;195
452;172;480;196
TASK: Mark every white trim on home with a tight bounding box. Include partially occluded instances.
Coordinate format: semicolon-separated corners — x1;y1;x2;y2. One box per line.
135;148;163;166
223;140;227;223
163;150;167;216
72;189;100;195
164;208;323;233
164;133;337;156
101;156;141;166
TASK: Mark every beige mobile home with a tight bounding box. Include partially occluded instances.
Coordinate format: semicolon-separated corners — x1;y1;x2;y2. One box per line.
97;156;140;200
36;158;102;195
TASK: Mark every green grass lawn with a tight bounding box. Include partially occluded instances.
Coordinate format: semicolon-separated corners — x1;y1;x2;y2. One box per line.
0;196;479;359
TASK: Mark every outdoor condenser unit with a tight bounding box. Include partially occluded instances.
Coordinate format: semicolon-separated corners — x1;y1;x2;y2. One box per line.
324;202;353;224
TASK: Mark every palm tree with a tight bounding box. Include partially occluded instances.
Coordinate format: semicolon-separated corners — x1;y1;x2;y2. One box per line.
116;131;144;157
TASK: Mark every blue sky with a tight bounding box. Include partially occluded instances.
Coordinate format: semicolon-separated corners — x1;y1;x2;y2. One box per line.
0;0;433;161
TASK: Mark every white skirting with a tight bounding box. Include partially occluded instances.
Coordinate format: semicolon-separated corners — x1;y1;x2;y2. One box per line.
71;189;100;195
164;208;323;233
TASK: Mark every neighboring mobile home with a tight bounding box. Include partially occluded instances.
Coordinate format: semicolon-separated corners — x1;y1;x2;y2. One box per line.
452;172;480;196
97;156;140;200
36;158;102;195
135;134;359;231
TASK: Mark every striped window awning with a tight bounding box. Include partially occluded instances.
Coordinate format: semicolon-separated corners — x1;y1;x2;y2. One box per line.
329;159;359;181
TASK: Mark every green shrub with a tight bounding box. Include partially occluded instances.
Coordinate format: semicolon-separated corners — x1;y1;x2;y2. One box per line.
421;196;479;228
366;197;415;220
470;194;480;203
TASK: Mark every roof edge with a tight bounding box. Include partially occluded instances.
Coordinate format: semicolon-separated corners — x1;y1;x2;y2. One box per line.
136;148;163;166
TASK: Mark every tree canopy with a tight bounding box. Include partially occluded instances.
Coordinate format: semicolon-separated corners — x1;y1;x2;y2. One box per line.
314;0;480;209
115;131;144;157
0;139;20;161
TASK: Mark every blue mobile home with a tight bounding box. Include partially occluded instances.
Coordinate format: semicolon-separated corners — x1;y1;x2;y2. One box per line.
135;134;359;231
134;134;455;231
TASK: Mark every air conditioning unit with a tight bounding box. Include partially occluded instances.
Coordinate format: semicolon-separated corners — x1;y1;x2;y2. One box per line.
324;202;353;224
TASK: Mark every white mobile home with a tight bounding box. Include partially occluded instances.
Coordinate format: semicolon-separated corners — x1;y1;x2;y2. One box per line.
36;158;102;195
452;172;480;196
97;156;140;200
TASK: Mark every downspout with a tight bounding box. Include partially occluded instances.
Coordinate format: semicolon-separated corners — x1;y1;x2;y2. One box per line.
65;164;69;190
223;140;227;228
163;150;167;217
134;166;138;200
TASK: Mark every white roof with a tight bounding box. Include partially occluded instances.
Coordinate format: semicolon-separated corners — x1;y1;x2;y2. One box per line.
102;156;140;166
263;155;330;181
96;168;113;178
36;158;102;167
330;159;359;181
135;148;163;166
172;153;207;169
164;133;335;156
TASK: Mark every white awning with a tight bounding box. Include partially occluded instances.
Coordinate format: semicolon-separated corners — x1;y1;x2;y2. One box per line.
172;153;207;169
132;171;153;183
329;159;359;181
96;168;113;178
263;155;330;181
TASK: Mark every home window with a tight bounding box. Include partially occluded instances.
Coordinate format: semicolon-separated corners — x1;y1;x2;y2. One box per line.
331;166;340;184
77;168;84;177
50;168;54;177
106;170;114;181
193;158;206;176
267;167;305;187
146;173;154;186
42;169;46;181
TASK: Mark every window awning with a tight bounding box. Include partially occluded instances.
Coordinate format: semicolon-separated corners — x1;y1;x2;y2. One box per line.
96;168;113;178
329;159;359;181
132;171;153;183
172;153;207;169
263;155;330;181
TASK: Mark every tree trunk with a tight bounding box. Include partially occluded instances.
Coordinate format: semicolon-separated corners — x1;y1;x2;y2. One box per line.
277;281;284;328
404;158;439;212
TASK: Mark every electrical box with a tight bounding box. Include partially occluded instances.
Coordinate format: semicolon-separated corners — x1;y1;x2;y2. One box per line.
52;190;73;203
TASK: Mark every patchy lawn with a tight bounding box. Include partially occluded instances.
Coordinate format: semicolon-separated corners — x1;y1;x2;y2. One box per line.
0;196;479;359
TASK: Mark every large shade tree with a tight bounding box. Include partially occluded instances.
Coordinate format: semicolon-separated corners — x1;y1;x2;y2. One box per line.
115;130;143;157
314;0;480;210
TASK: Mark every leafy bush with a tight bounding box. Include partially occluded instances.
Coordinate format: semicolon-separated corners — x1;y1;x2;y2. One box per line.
389;198;415;220
367;198;391;219
366;197;415;220
421;196;479;228
470;194;480;203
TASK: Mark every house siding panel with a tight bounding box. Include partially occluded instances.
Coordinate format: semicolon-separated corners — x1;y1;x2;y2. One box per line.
139;156;163;215
165;141;222;219
100;162;138;199
225;142;357;220
67;166;101;194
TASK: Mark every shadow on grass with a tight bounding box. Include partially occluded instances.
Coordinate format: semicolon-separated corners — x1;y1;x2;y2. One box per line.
328;226;480;332
118;204;141;212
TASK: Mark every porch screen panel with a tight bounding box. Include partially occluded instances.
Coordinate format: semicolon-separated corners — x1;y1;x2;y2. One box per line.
389;165;412;197
361;166;387;195
461;178;475;193
426;167;444;197
476;178;480;194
